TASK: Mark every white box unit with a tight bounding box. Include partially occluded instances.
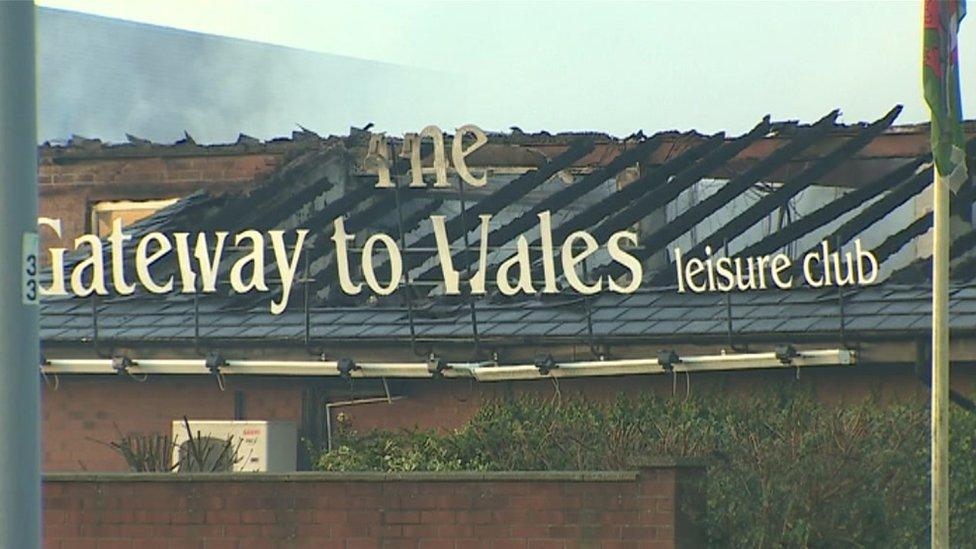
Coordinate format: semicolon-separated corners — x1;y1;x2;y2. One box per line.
171;420;297;473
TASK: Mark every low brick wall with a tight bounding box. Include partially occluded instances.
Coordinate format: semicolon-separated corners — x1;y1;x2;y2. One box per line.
43;461;706;548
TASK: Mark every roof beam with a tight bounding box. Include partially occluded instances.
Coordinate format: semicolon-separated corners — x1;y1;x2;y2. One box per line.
550;131;732;245
370;138;597;288
723;156;928;263
872;213;932;269
410;134;668;283
599;110;841;280
671;107;902;268
785;163;934;280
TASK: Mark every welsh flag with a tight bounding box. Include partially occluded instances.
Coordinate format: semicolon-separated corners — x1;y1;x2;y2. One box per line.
924;0;968;193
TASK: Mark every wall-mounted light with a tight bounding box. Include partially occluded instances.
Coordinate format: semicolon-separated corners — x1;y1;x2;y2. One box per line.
42;359;114;374
111;355;133;375
357;362;430;378
39;349;855;380
534;353;558;375
775;344;799;365
657;350;681;372
427;354;449;377
221;359;337;376
205;352;226;375
337;357;358;378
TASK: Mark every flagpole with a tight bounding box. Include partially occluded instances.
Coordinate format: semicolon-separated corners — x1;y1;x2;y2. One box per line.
932;165;950;549
925;1;964;545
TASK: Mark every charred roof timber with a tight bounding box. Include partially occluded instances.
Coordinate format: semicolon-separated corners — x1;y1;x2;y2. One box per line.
730;154;930;263
412;133;669;283
552;131;732;245
604;111;842;281
578;117;776;251
677;108;902;263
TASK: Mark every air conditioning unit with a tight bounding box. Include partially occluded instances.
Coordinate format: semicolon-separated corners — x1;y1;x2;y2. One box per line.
171;420;297;473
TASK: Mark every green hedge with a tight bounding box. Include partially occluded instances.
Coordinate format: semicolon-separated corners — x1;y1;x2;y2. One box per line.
314;389;976;547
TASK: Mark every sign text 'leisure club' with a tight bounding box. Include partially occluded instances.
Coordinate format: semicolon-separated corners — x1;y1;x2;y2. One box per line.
38;125;881;314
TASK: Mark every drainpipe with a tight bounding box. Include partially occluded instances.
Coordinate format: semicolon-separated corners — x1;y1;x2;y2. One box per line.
0;3;41;548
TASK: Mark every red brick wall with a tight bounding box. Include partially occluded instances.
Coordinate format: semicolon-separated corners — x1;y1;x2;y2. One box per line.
38;152;282;252
42;465;707;549
43;376;304;472
38;154;280;187
338;363;954;433
42;364;963;472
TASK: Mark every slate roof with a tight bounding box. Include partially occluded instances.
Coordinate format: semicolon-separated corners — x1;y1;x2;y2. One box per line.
39;284;976;344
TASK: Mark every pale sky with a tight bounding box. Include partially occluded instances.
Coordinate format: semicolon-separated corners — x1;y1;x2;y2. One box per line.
35;0;976;137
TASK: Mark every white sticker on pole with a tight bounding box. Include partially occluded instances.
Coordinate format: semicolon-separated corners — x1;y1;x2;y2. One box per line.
22;232;39;305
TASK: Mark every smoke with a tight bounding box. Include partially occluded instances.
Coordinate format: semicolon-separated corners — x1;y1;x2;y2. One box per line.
37;8;469;144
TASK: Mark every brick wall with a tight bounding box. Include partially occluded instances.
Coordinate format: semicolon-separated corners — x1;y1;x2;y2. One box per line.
41;364;957;472
43;376;305;472
334;363;951;433
38;152;282;252
42;464;707;549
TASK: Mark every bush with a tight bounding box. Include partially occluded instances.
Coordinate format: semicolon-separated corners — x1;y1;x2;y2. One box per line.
315;389;976;547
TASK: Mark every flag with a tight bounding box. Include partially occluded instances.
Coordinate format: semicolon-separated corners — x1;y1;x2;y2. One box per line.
924;0;968;194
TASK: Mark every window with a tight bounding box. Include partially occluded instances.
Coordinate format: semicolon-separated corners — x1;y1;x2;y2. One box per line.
90;198;178;236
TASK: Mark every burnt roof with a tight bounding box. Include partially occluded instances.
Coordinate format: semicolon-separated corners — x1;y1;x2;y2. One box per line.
40;107;976;347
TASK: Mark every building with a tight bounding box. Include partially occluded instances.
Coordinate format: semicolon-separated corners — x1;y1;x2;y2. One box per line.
38;108;976;472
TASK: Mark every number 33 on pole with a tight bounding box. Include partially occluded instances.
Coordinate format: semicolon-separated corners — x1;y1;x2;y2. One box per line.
22;232;38;306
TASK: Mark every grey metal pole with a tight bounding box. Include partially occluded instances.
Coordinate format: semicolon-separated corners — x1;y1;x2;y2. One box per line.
0;2;41;548
932;167;950;549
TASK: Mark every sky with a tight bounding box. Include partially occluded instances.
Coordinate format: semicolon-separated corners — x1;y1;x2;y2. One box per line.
34;0;976;141
36;8;466;143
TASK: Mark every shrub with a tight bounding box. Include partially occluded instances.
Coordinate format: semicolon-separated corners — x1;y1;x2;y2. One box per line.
315;388;976;547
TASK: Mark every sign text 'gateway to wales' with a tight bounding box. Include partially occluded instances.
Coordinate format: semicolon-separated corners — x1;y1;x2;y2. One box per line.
37;125;881;315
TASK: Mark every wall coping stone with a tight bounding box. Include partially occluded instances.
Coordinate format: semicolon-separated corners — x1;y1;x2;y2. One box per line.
637;456;710;469
43;470;640;483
